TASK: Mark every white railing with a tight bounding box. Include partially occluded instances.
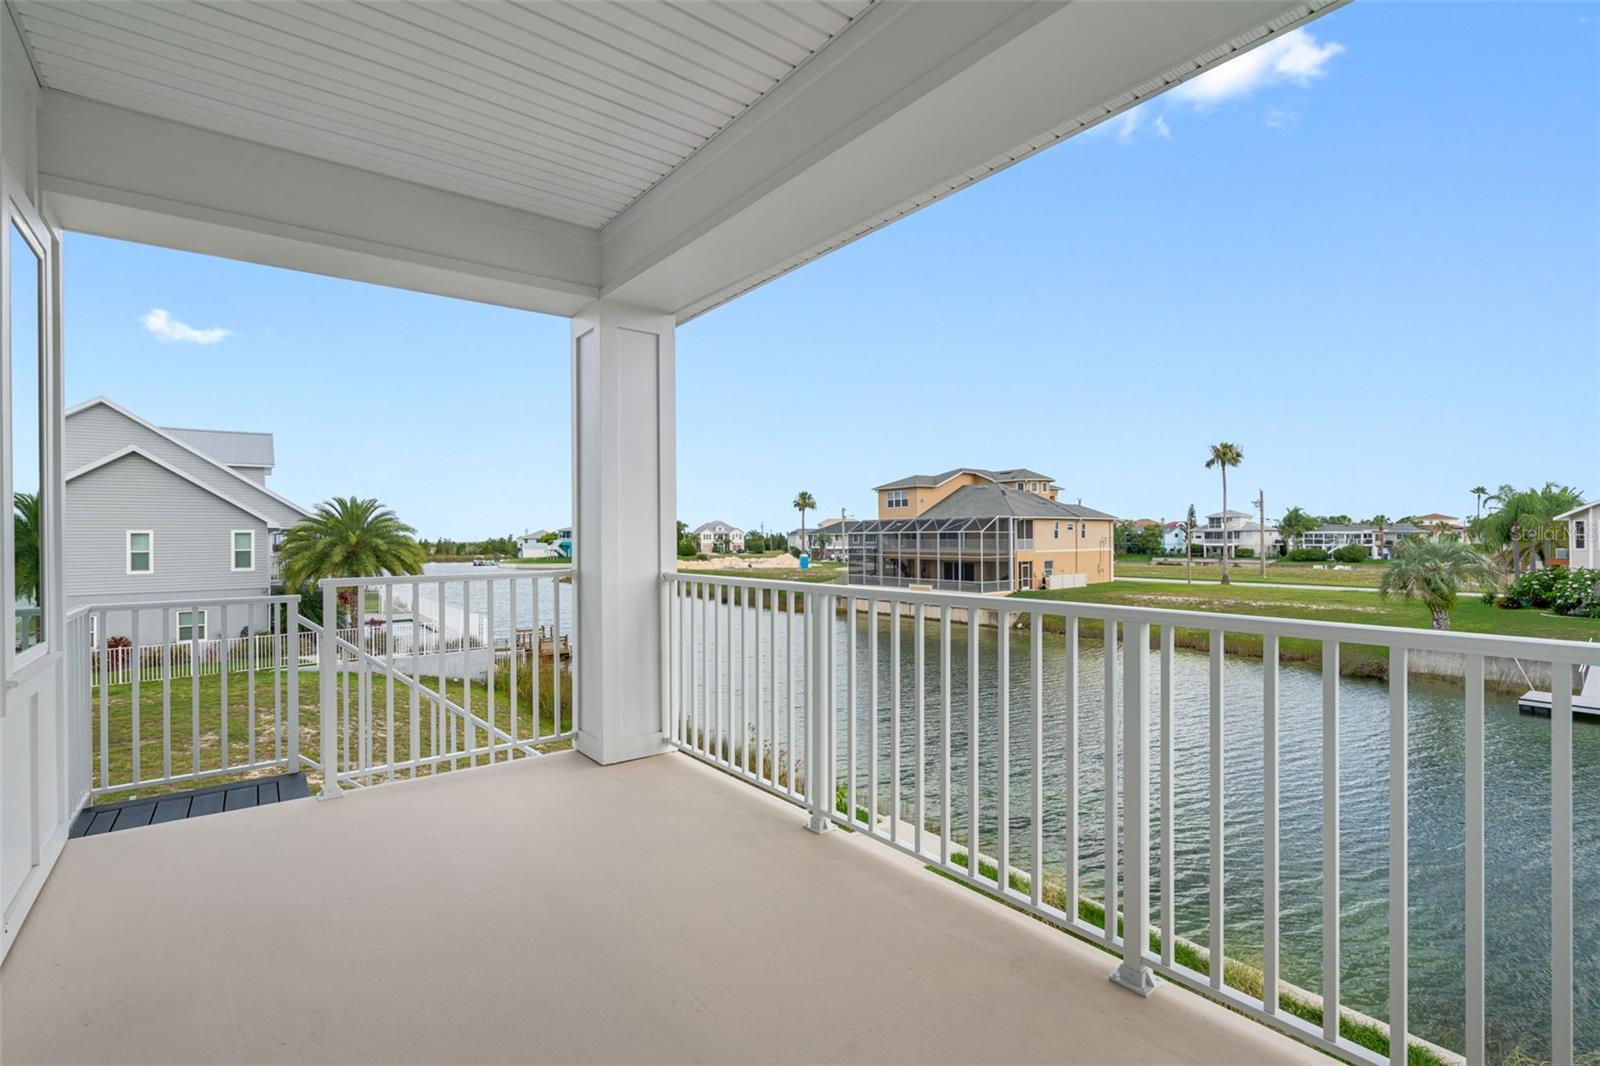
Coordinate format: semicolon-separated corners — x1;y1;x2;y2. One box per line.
70;574;576;801
73;594;307;799
86;621;572;687
315;568;575;792
664;572;1600;1066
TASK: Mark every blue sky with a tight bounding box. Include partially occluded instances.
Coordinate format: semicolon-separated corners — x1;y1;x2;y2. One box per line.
65;2;1599;539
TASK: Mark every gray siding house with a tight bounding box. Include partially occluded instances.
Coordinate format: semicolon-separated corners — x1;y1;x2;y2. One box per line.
65;398;311;641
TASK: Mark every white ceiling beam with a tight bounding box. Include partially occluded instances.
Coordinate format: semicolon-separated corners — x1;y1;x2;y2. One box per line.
36;90;601;316
601;0;1345;320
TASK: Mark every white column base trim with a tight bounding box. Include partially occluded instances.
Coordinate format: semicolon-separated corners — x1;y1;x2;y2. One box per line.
1109;964;1162;998
575;729;671;766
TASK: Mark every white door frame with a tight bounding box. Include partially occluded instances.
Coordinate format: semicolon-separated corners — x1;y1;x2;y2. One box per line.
0;156;72;960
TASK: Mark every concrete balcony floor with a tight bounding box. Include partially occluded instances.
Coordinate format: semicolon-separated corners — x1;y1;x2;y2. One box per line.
2;751;1321;1065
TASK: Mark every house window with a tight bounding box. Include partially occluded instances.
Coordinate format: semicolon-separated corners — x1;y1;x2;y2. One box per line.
1081;523;1087;539
1044;560;1054;576
232;530;255;571
886;490;908;509
127;530;154;574
176;609;207;642
1577;520;1587;550
1053;522;1061;539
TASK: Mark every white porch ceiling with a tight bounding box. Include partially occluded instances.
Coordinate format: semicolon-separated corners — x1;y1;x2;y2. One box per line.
12;0;871;229
18;1;1346;319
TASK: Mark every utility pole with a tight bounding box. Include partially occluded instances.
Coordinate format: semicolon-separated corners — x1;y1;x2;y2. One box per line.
1254;489;1267;577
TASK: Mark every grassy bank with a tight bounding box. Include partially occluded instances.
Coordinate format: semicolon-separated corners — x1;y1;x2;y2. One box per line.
686;562;846;584
1117;558;1399;588
1013;580;1600;681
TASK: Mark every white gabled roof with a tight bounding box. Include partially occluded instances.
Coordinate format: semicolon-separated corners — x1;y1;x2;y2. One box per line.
66;445;274;525
1554;502;1597;521
66;396;312;520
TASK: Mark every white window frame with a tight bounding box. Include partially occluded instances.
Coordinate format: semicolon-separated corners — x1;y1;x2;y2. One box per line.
1576;519;1587;551
886;490;908;509
126;530;154;575
231;529;256;572
175;608;207;642
4;167;55;675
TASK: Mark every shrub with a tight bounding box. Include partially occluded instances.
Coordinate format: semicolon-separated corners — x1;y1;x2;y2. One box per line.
677;535;698;558
1498;567;1600;617
1233;547;1255;559
1286;547;1330;562
1331;544;1371;564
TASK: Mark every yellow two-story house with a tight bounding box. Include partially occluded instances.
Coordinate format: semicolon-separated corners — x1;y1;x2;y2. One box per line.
844;467;1115;593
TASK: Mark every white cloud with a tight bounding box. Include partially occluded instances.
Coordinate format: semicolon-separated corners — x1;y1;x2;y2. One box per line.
1264;107;1299;131
141;308;230;344
1171;29;1344;109
1152;115;1173;141
1116;107;1144;143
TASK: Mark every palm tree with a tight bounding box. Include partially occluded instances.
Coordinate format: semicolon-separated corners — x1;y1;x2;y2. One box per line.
1370;514;1390;560
277;497;425;624
1470;485;1488;522
792;491;816;553
12;491;40;606
1470;483;1585;577
12;492;41;646
1379;538;1497;630
1184;504;1197;584
1204;443;1242;584
1278;505;1316;551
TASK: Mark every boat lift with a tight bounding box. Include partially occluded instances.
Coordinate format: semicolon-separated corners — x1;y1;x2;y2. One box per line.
1516;640;1600;718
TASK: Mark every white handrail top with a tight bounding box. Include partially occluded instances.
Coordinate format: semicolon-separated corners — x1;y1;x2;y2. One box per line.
78;593;302;612
318;567;571;588
662;571;1600;665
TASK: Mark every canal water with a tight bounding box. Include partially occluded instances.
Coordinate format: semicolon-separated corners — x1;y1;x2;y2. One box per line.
419;562;575;639
687;603;1598;1062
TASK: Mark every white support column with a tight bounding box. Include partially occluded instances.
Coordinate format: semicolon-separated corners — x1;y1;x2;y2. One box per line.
571;299;675;765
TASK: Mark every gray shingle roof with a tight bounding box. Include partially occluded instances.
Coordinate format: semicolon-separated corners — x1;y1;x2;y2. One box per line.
920;484;1113;521
874;466;1054;491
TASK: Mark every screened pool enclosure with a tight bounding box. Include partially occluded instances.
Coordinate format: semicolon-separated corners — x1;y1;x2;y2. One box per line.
844;517;1017;593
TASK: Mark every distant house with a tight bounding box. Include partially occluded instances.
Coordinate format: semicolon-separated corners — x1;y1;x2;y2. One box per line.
788;515;852;559
1301;521;1424;559
1162;521;1189;554
1556;502;1599;569
1197;510;1280;558
1409;512;1466;539
846;467;1114;592
65;397;311;640
694;521;744;553
516;530;564;559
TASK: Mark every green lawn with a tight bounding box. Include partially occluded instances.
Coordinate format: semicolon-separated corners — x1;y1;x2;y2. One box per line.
1115;558;1398;588
690;563;846;584
1014;580;1600;676
90;662;572;801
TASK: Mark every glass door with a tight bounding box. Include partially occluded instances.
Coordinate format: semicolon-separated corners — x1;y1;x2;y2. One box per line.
5;195;47;665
